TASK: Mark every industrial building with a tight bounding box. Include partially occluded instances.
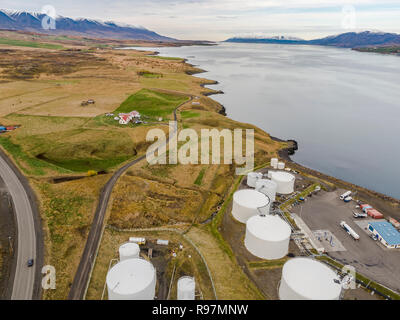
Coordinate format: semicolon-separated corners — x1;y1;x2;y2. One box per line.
368;221;400;249
245;215;291;260
232;189;270;223
279;258;342;300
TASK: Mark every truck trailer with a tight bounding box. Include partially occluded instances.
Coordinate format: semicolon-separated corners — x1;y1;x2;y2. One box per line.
340;221;360;240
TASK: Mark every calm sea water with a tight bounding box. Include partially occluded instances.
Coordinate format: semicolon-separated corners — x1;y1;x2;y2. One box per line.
128;43;400;199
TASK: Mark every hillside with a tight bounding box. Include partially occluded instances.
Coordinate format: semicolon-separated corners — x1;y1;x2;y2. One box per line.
0;9;174;41
226;31;400;49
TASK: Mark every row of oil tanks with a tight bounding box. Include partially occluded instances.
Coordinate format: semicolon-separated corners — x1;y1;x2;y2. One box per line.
106;242;196;300
232;170;343;300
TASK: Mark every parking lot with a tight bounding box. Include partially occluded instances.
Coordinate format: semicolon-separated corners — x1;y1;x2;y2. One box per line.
291;189;400;293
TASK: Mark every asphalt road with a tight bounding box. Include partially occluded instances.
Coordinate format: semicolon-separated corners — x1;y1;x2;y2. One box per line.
68;95;192;299
0;151;41;300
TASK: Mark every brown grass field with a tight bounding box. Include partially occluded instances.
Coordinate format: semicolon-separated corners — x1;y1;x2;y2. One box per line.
0;31;285;300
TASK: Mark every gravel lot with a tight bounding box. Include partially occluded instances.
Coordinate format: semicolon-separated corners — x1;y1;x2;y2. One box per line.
291;189;400;293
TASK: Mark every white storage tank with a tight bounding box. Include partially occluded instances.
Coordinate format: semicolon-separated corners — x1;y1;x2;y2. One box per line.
279;258;342;300
271;171;295;194
247;172;263;188
245;215;291;260
255;179;278;202
119;242;140;261
271;158;279;169
277;162;285;170
177;276;196;300
107;258;156;300
232;190;270;223
267;171;274;179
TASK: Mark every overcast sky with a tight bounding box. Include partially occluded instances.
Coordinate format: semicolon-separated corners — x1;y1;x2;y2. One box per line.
2;0;400;40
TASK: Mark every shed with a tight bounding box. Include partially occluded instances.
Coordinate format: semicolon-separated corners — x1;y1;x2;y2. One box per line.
368;221;400;249
366;209;384;219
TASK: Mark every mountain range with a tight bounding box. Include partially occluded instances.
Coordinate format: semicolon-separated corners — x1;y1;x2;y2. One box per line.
226;31;400;48
0;9;174;41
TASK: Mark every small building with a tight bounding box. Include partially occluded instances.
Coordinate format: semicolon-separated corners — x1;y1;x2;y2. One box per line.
368;221;400;249
360;204;372;213
360;204;384;219
118;111;141;125
366;209;384;219
119;114;131;125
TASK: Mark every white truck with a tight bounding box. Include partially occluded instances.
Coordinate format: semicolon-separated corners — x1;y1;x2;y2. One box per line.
340;221;360;240
353;211;368;218
340;191;352;200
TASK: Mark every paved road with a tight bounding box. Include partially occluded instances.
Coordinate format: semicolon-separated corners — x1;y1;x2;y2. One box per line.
0;151;41;300
68;95;192;299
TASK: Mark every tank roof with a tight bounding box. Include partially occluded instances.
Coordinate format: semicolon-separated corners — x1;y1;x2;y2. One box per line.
282;258;342;300
247;215;291;241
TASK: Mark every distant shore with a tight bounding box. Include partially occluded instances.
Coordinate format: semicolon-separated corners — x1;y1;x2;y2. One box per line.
144;47;400;218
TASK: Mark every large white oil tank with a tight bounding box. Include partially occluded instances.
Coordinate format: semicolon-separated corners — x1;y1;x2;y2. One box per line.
279;258;342;300
270;171;295;194
277;162;285;170
255;179;278;202
245;215;291;260
177;276;196;300
271;158;279;169
247;172;263;188
232;189;270;223
119;242;140;261
107;258;156;300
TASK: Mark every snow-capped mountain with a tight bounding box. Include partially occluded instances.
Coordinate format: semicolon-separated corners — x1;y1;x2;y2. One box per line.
0;9;175;41
225;31;400;48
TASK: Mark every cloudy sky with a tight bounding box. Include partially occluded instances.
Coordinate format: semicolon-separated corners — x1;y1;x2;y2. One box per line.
2;0;400;40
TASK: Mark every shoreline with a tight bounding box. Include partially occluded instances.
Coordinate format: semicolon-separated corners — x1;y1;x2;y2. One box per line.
146;47;400;208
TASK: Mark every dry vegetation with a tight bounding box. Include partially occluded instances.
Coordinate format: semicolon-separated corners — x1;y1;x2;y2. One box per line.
0;31;285;300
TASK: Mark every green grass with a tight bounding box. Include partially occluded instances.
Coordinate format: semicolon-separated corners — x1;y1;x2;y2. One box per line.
248;257;289;269
147;55;183;61
194;167;206;186
0;38;63;50
115;88;188;120
181;111;200;119
0;136;70;175
23;129;137;172
41;156;132;173
137;70;163;78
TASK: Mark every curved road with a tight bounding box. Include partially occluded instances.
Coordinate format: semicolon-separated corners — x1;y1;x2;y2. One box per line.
0;150;43;300
68;94;192;299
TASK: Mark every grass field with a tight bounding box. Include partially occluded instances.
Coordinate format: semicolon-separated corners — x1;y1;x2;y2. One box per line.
0;32;285;300
0;37;63;50
115;88;188;120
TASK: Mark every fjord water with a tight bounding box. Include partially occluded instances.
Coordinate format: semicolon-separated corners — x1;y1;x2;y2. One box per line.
134;43;400;199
